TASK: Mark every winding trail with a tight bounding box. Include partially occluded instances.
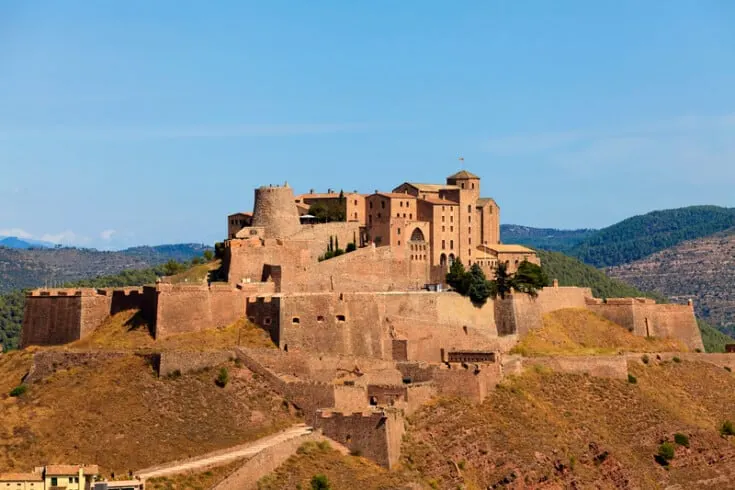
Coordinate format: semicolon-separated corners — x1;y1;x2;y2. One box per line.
135;424;313;480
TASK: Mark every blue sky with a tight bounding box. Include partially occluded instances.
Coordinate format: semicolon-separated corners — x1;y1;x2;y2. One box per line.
1;1;734;249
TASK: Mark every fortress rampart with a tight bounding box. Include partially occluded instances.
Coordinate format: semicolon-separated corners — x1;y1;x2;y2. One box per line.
314;409;405;469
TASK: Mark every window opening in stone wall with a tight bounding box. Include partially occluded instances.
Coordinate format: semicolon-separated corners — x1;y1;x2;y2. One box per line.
370;201;373;209
398;228;401;234
346;435;352;443
292;317;300;325
450;240;454;249
442;240;446;249
264;317;272;326
410;228;425;241
381;201;385;209
468;205;471;213
317;315;325;322
398;240;401;245
440;253;447;267
410;213;413;219
337;315;346;322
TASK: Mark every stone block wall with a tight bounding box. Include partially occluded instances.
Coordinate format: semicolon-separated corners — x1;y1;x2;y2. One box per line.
314;409;405;468
25;350;128;383
505;355;629;380
22;289;99;347
432;363;502;403
158;350;235;377
586;298;704;351
153;283;244;338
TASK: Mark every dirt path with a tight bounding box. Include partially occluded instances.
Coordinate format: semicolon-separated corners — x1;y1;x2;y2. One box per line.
135;424;313;480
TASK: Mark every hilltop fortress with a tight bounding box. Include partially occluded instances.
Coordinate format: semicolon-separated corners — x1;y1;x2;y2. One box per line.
20;169;705;469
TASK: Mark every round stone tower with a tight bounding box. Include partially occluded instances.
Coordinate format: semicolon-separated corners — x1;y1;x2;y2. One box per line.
251;184;302;238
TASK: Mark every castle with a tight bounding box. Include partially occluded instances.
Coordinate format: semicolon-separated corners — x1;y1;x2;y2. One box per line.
20;169;705;470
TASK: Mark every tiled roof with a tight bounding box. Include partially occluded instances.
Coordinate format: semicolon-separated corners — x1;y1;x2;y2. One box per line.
45;465;99;476
228;212;252;217
484;244;536;254
420;196;459;206
0;473;43;482
371;192;417;199
396;183;459;192
447;170;479;179
476;197;497;207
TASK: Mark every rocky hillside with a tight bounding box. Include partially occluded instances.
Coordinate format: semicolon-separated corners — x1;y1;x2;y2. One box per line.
608;229;735;333
0;243;211;292
0;347;297;475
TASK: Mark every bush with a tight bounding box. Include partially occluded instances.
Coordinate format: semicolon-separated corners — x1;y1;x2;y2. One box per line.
657;442;675;465
346;242;357;253
721;420;735;437
725;366;732;373
310;474;331;490
674;433;689;448
9;384;27;397
215;367;229;388
203;250;214;261
672;356;681;363
641;354;650;365
627;374;637;384
166;369;182;379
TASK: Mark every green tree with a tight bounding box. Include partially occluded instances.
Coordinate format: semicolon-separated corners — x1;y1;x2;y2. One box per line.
493;262;513;299
446;259;469;295
467;264;492;306
203;250;214;261
511;260;549;297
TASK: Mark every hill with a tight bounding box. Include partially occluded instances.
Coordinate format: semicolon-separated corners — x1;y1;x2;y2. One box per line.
608;228;735;335
566;206;735;268
0;243;211;293
0;237;51;249
400;361;735;489
500;225;596;252
0;350;299;475
537;249;665;301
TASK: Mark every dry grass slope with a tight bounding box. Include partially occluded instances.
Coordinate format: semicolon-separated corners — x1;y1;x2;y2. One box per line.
402;361;735;489
257;440;424;490
0;354;299;475
70;311;275;352
511;308;685;357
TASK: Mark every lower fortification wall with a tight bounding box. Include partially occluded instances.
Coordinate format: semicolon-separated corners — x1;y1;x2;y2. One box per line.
158;350;235;377
586;298;704;351
504;354;628;380
314;409;404;468
25;350;129;383
153;284;244;338
22;292;85;346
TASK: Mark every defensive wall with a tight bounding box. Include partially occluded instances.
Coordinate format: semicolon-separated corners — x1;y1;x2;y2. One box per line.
503;355;629;380
21;288;150;347
157;350;236;377
586;297;704;351
245;291;502;361
314;409;405;469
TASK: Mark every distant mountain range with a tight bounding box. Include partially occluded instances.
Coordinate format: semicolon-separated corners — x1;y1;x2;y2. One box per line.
0;236;55;249
0;243;212;293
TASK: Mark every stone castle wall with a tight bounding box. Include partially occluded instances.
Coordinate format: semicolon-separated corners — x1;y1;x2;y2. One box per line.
158;350;235;377
153;283;244;338
257;291;501;361
314;409;405;468
587;298;704;351
504;355;629;380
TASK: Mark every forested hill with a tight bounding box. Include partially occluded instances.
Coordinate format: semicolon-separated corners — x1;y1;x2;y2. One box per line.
500;225;596;252
566;206;735;268
0;243;211;293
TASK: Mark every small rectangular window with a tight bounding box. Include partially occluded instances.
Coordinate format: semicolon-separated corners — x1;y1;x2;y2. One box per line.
292;317;300;324
337;315;346;322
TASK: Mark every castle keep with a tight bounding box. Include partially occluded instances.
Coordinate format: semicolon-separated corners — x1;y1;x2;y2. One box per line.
20;168;705;468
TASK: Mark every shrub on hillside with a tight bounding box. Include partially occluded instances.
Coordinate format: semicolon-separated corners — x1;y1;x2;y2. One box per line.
310;474;331;490
721;420;735;437
656;442;675;465
641;354;650;365
215;367;229;388
673;356;681;363
627;374;637;384
674;433;690;448
9;384;27;397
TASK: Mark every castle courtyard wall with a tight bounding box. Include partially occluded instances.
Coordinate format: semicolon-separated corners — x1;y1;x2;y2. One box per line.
22;290;89;347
